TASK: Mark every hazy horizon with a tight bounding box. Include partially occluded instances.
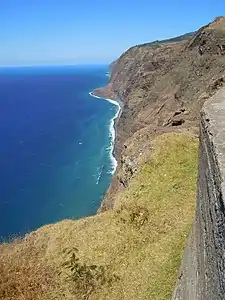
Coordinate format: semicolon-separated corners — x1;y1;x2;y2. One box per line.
0;63;109;68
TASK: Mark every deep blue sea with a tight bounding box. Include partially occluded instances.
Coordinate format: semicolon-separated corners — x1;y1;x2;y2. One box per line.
0;65;118;240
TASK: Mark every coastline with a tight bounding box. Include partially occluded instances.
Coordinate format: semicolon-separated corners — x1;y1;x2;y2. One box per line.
89;91;122;174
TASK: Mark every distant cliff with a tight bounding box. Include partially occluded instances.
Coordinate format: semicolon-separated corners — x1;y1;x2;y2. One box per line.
94;16;225;210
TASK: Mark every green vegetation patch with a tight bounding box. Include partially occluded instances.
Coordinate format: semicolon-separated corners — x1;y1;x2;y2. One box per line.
0;132;198;300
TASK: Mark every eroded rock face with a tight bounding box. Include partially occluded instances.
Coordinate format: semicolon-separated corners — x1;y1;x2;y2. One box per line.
96;16;225;210
186;17;225;56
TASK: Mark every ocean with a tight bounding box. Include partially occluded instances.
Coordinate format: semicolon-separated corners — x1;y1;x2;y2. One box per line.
0;65;120;240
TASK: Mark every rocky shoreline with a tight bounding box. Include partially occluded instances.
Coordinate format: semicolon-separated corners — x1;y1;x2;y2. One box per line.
91;87;125;211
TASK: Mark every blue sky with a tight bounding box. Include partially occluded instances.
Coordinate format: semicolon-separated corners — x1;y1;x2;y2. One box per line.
0;0;224;66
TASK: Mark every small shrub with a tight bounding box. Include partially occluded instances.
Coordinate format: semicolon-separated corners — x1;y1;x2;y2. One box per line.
61;248;119;299
116;205;149;229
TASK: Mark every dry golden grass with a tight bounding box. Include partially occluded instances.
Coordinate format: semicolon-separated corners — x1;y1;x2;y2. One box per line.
0;238;57;300
0;132;198;300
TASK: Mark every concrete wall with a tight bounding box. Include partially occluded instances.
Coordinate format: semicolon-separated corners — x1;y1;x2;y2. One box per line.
172;88;225;300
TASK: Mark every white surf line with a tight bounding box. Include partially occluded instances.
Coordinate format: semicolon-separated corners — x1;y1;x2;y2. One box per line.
89;92;121;174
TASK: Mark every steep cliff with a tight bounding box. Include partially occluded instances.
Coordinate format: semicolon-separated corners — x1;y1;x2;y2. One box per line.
94;16;225;210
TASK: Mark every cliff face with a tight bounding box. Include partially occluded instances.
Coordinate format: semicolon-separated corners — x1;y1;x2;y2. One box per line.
94;16;225;210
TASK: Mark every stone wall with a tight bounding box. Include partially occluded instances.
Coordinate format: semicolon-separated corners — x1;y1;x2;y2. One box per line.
172;88;225;300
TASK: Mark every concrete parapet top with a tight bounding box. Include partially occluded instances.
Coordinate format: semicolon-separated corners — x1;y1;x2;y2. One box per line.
203;88;225;200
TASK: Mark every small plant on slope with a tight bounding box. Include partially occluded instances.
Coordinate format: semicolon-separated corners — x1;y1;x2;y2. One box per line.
61;247;119;299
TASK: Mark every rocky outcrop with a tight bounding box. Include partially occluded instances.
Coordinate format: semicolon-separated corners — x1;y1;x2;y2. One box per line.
95;16;225;210
172;87;225;300
186;16;225;56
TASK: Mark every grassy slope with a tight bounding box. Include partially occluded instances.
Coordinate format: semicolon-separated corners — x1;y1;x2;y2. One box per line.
0;132;198;300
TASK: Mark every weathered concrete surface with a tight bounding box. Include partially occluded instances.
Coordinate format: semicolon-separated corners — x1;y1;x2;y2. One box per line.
172;87;225;300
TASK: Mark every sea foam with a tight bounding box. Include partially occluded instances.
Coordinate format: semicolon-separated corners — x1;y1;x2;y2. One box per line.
89;92;121;174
